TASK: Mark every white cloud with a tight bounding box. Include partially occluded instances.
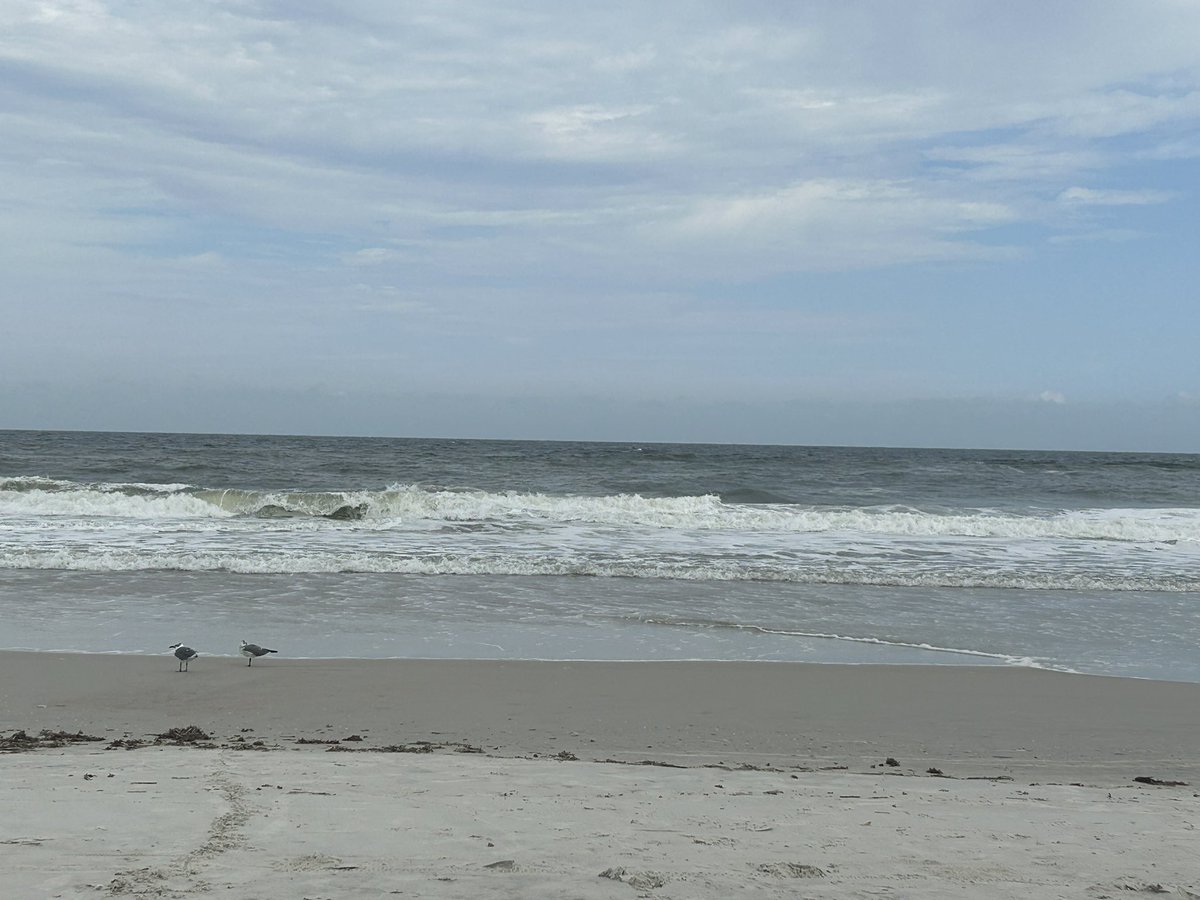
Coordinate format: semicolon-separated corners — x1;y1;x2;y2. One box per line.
1037;391;1067;405
925;144;1105;182
176;251;224;268
1042;88;1200;140
525;104;674;160
3;0;1196;277
1057;187;1175;206
656;178;1018;272
343;248;402;266
1047;228;1142;244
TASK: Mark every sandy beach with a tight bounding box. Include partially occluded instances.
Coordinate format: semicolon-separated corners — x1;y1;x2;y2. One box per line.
3;652;1199;898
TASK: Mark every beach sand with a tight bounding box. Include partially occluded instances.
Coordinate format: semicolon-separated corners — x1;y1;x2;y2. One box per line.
3;652;1198;898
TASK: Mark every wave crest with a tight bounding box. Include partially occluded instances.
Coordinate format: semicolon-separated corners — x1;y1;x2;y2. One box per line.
3;476;1200;543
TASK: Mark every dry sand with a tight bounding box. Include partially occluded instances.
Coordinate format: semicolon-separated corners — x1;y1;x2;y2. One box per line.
2;652;1198;898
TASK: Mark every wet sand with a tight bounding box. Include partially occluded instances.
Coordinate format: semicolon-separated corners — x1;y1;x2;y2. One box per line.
3;652;1199;780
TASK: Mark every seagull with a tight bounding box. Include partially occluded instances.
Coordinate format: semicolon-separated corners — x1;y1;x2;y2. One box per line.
169;643;198;672
240;640;278;666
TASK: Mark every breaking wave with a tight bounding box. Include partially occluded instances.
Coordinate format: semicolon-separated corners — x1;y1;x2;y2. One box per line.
2;476;1199;543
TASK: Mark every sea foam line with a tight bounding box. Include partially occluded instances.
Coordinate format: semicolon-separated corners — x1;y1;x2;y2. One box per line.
638;617;1075;672
1;546;1197;591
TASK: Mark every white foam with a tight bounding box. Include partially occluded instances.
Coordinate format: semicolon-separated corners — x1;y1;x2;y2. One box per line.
0;544;1195;591
651;619;1075;671
0;485;230;519
3;477;1199;544
3;476;1199;592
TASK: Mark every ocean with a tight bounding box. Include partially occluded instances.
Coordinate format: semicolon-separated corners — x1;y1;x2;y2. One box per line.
1;430;1198;681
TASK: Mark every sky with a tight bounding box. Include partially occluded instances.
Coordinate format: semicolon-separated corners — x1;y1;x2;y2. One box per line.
1;0;1199;451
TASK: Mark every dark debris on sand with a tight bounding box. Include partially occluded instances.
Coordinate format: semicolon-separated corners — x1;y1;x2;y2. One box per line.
1;729;105;753
106;725;216;750
155;725;213;745
225;734;272;750
598;758;688;768
106;738;148;750
1133;776;1190;787
375;740;483;755
106;729;272;751
319;738;483;754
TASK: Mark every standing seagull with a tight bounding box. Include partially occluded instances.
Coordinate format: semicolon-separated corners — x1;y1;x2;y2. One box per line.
169;643;198;672
240;639;278;666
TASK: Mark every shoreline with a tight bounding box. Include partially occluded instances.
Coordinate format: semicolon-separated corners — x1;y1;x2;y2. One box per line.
4;651;1199;783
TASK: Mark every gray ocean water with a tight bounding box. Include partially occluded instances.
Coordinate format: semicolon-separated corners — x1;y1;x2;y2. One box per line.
2;430;1198;681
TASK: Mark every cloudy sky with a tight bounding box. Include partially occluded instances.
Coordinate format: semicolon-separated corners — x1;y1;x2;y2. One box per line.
2;0;1198;450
